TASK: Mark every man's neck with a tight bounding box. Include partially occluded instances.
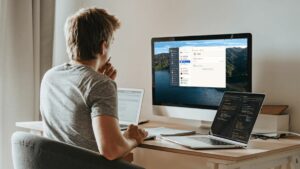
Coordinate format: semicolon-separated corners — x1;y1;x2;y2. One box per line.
70;59;98;71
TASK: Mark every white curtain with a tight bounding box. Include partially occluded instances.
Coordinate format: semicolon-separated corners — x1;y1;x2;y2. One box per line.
0;0;54;168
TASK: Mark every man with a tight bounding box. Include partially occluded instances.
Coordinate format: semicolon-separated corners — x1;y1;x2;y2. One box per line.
40;8;148;160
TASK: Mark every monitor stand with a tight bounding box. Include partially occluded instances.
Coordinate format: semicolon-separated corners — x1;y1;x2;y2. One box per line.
153;105;216;131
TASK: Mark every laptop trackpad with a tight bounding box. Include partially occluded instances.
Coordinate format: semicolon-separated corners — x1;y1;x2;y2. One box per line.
165;136;213;147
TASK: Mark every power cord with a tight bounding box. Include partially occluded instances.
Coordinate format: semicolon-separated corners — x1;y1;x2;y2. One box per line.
252;131;300;140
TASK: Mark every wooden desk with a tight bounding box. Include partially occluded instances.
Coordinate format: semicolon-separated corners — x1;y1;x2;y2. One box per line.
16;121;300;169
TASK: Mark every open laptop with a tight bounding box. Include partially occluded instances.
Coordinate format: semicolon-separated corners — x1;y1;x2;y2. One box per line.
162;92;265;149
118;88;144;130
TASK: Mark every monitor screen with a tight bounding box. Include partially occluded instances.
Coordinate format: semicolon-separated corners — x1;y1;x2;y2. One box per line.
152;33;252;109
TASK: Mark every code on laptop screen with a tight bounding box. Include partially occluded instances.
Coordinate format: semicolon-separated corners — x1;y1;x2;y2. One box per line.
211;92;265;143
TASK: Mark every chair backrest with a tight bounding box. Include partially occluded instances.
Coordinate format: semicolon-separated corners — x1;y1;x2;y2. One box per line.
11;132;144;169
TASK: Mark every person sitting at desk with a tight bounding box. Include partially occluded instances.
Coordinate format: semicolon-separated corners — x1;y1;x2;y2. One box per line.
40;7;148;160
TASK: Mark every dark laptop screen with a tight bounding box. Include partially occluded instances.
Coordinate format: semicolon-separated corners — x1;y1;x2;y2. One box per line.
211;92;265;144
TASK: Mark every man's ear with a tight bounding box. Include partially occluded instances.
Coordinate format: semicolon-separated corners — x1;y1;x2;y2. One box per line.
100;41;108;55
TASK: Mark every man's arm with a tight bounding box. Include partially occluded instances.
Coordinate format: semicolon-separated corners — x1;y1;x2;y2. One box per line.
93;61;147;160
92;115;137;160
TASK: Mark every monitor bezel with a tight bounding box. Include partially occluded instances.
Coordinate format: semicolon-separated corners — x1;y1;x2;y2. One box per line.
151;33;252;110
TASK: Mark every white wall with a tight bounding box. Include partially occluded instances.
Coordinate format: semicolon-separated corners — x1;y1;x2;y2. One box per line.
53;0;300;132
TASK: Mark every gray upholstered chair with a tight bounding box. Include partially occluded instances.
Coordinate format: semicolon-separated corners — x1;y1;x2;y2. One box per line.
11;132;144;169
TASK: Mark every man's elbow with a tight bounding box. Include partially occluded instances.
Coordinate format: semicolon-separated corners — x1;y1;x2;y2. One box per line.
99;146;122;160
102;152;119;161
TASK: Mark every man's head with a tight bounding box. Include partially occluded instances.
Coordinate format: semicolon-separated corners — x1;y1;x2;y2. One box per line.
65;8;120;61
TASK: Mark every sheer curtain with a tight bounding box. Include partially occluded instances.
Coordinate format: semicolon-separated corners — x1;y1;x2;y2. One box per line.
0;0;54;168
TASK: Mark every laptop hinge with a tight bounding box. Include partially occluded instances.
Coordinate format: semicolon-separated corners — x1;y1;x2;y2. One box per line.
210;135;247;147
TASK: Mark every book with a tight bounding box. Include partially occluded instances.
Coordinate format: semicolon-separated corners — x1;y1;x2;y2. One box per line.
261;105;288;115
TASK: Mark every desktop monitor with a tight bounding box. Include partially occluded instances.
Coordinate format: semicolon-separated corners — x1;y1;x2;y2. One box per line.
151;33;252;121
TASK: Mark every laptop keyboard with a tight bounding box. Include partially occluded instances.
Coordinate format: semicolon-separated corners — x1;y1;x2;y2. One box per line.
120;124;128;128
190;137;234;145
120;124;128;130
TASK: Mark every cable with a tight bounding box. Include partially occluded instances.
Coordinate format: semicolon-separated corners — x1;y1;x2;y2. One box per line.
253;131;300;137
278;131;300;137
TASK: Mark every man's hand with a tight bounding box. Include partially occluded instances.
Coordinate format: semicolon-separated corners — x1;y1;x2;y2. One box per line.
123;124;148;145
98;60;117;80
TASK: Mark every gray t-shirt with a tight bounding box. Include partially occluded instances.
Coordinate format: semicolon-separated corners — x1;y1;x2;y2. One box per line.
40;63;118;152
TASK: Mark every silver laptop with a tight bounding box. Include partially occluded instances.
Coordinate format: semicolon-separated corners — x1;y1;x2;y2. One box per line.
118;88;144;130
162;92;265;149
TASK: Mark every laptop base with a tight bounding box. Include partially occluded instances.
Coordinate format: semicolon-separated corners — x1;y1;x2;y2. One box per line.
161;135;245;150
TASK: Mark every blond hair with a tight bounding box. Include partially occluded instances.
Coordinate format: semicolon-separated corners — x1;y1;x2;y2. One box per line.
64;8;120;61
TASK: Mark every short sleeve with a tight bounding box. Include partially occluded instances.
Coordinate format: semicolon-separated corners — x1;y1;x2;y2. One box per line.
87;79;118;119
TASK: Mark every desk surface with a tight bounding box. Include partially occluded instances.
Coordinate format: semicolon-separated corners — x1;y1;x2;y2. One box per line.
16;121;300;162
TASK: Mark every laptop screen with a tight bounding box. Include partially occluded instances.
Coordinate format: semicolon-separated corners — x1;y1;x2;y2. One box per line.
117;89;144;124
211;92;265;144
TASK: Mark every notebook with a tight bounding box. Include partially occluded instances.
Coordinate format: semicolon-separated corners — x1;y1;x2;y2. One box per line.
162;92;265;149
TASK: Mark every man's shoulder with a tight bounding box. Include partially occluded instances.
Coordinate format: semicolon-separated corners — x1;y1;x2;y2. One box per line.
82;67;114;84
87;72;117;92
42;64;64;81
70;65;117;93
43;63;68;76
42;63;116;91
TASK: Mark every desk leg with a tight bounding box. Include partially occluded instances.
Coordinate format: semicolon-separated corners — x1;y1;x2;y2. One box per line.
207;162;242;169
122;152;134;163
288;155;300;169
207;162;219;169
217;164;240;169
